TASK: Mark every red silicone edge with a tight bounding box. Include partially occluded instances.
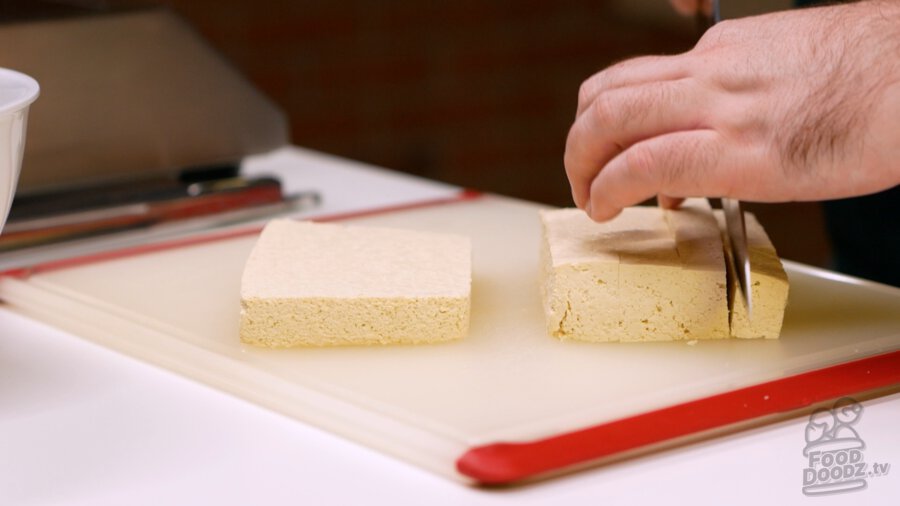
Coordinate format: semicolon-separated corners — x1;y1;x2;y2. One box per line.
1;189;482;278
456;349;900;485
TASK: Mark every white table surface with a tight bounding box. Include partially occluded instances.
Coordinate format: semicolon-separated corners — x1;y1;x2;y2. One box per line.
1;147;897;505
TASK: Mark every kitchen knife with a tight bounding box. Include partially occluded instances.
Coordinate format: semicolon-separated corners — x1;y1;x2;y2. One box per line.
0;177;318;252
697;0;753;318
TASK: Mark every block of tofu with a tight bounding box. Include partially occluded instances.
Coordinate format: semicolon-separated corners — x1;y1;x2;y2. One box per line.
539;199;729;342
715;210;789;339
240;219;471;347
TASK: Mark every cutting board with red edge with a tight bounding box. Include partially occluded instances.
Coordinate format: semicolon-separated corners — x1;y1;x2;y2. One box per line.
1;192;899;485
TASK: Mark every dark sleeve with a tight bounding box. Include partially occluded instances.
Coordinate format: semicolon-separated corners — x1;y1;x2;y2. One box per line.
823;187;900;288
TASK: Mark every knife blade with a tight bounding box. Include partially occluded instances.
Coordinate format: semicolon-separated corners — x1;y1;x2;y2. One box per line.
722;197;752;317
0;177;313;252
697;0;753;317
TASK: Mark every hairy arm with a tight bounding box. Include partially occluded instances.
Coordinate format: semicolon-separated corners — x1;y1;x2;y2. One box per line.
565;0;900;221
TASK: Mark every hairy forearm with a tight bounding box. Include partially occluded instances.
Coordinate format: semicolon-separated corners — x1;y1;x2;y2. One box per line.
784;0;900;191
564;0;900;221
858;0;900;186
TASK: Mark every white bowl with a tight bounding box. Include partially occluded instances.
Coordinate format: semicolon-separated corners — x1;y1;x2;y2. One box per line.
0;68;40;236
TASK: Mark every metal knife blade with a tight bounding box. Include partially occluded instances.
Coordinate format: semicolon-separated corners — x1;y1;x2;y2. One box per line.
722;197;752;317
697;0;753;317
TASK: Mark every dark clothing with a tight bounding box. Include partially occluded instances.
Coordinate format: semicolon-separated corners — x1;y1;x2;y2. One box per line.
824;187;900;287
795;0;899;287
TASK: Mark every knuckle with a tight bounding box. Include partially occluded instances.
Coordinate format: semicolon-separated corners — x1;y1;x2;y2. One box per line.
696;19;737;50
577;80;595;110
590;92;617;127
563;130;590;204
564;113;583;143
578;71;609;110
624;144;659;185
563;125;582;173
606;58;632;76
562;148;578;180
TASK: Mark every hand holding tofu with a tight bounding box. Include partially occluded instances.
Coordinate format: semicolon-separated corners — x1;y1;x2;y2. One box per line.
565;1;900;222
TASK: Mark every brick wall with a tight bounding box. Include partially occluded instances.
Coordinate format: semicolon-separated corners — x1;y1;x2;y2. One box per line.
104;0;694;203
97;0;831;265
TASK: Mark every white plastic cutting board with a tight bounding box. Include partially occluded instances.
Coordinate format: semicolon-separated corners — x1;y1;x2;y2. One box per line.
1;195;899;482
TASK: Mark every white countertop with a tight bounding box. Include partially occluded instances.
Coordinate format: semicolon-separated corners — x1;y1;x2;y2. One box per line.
1;147;897;505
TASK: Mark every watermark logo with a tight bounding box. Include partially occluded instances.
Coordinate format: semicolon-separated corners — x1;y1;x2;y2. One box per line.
802;397;891;496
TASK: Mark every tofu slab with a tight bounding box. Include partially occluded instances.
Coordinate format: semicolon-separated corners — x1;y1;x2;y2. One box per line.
540;199;729;342
240;219;471;347
715;210;790;339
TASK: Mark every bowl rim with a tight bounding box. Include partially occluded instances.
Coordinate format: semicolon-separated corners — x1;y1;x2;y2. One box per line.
0;67;40;115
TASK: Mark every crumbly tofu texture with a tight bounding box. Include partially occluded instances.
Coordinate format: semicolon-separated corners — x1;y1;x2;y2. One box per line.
240;219;471;347
540;199;729;342
715;210;790;339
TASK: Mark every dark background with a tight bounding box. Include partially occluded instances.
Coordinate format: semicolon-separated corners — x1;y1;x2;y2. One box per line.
3;0;830;266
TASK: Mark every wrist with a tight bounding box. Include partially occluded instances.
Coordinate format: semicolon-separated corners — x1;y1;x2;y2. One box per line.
863;1;900;187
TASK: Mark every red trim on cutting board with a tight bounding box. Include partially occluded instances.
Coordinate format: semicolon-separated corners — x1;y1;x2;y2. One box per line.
1;189;482;278
456;349;900;485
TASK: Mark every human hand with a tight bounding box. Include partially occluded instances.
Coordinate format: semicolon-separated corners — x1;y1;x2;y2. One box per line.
565;1;900;221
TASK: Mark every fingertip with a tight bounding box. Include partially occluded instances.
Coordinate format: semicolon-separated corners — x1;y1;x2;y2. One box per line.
585;200;622;223
658;195;685;209
592;130;725;218
570;185;586;210
594;208;623;222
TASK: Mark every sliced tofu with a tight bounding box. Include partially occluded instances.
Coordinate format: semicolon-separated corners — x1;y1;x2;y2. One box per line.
539;199;729;342
715;210;790;339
